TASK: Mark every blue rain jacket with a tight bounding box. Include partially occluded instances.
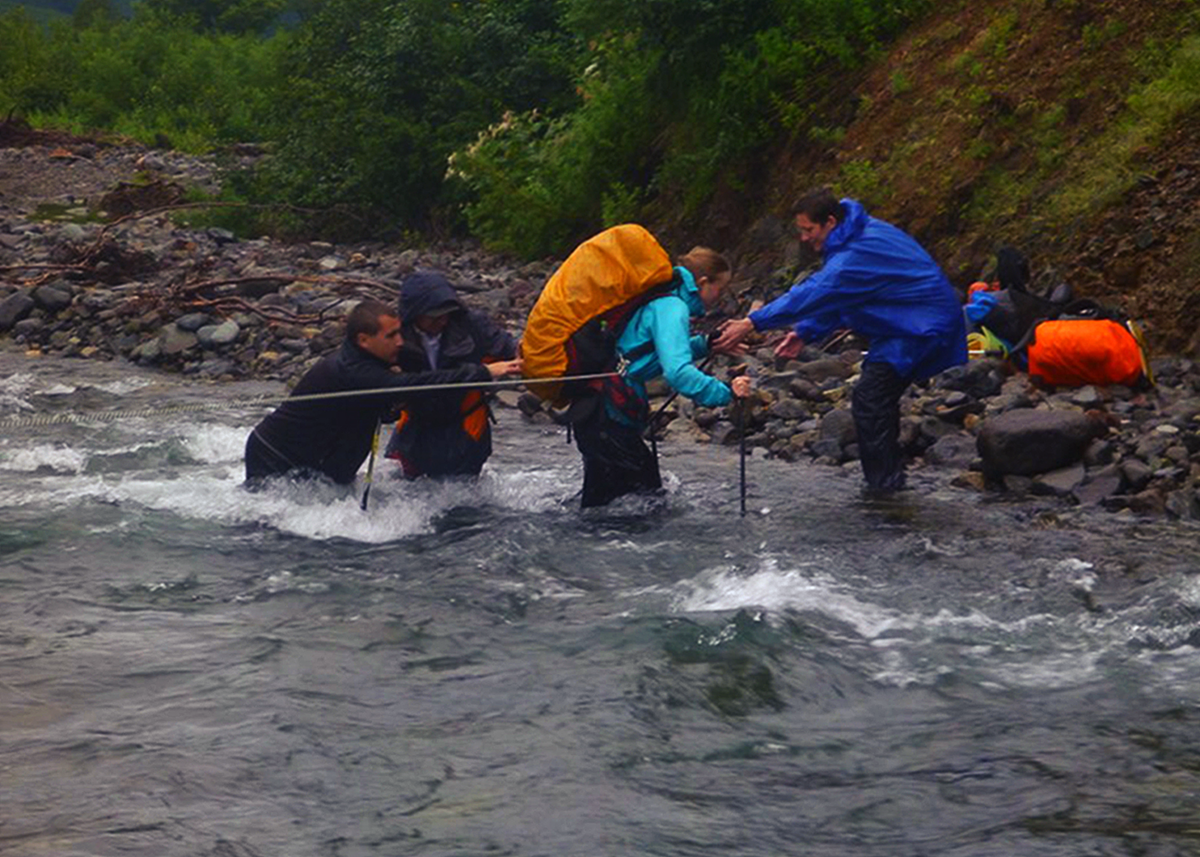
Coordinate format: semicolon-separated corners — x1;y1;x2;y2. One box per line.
749;198;967;380
616;267;733;411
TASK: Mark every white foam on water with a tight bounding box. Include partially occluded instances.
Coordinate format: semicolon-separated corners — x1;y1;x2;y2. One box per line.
177;423;253;465
667;554;1166;691
88;378;154;396
5;420;577;542
0;372;38;412
0;442;88;474
1178;577;1200;609
670;556;908;640
39;470;443;542
984;649;1105;689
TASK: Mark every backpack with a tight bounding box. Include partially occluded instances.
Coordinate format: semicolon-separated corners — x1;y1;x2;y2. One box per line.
522;224;675;407
965;246;1072;347
1025;300;1152;388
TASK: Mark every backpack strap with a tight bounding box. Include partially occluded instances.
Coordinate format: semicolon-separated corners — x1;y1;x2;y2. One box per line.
613;276;683;366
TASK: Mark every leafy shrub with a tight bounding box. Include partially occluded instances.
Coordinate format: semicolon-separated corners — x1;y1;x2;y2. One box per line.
257;0;579;236
453;0;935;256
0;6;284;151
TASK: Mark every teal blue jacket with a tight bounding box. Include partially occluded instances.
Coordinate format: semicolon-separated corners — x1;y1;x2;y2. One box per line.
615;267;733;411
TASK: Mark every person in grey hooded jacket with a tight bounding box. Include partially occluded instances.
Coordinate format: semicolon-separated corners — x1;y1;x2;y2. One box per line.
384;271;519;478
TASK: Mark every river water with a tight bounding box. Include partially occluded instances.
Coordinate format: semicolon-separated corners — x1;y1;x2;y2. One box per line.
1;352;1198;857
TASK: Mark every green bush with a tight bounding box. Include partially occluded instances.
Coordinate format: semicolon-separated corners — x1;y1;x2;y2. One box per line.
3;0;936;251
256;0;578;236
453;0;934;256
0;6;284;151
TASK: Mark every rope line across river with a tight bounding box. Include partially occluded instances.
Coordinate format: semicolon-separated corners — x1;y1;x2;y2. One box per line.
0;371;618;430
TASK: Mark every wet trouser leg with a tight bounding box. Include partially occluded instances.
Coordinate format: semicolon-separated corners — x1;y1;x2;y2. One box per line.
851;361;912;492
572;401;661;508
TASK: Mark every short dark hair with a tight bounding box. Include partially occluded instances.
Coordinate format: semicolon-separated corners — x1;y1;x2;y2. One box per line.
346;300;396;342
791;187;845;224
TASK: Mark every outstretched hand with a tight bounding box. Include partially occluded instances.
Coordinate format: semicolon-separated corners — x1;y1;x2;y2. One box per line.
709;335;749;357
486;358;524;378
714;317;756;353
773;331;805;360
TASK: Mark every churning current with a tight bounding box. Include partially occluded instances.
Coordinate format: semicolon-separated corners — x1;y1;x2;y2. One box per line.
1;353;1199;857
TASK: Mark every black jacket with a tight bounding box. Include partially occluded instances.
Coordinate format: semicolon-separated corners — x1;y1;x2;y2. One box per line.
249;339;490;485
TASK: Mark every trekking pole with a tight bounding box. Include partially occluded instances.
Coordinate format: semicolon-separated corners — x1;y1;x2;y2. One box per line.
738;397;747;517
360;417;382;511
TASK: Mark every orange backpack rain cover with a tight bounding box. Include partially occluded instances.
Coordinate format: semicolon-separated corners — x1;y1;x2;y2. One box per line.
1026;319;1145;387
521;224;673;406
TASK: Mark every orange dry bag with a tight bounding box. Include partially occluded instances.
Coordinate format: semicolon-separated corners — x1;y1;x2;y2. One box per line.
1026;318;1147;387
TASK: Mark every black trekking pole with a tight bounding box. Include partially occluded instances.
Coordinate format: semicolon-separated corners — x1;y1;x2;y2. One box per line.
738;397;747;517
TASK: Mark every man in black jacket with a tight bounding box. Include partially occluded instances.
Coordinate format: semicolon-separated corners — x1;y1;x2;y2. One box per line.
244;299;522;486
384;271;519;478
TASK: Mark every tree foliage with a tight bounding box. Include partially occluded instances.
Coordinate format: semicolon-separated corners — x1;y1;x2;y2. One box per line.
1;0;935;251
138;0;285;34
453;0;934;255
257;0;579;233
0;5;285;149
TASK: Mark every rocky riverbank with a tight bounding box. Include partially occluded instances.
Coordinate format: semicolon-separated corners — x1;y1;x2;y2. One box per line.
2;132;1199;521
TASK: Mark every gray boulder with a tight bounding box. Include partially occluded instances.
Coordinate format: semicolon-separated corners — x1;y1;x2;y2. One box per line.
175;312;211;332
977;408;1100;476
796;358;855;383
1074;465;1123;506
161;324;199;356
768;397;810;420
197;320;240;348
32;284;73;313
819;408;857;448
0;291;35;331
1032;462;1087;497
924;434;978;469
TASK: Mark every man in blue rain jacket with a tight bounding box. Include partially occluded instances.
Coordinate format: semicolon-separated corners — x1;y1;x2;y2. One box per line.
572;247;751;508
716;189;967;493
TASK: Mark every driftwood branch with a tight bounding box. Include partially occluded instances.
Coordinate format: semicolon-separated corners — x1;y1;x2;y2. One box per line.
182;297;320;326
172;272;402;326
0;263;92;274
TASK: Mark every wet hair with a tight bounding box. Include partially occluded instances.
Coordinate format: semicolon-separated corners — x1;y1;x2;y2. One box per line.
345;300;396;342
790;187;846;224
676;246;731;282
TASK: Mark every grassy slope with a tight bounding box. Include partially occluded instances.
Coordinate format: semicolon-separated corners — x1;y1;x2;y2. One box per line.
721;0;1200;354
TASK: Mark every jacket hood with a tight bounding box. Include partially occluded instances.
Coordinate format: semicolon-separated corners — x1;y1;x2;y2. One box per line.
400;271;464;320
823;198;869;257
673;266;706;317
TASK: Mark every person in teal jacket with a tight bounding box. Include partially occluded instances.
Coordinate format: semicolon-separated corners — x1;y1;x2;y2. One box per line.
573;246;751;507
716;188;967;493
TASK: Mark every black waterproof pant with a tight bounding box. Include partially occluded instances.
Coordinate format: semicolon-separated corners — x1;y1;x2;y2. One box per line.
244;430;327;487
571;397;662;508
245;429;295;481
851;361;913;492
